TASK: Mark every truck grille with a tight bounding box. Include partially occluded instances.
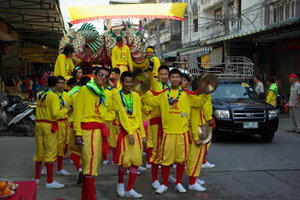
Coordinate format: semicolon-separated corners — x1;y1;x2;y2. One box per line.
232;110;266;122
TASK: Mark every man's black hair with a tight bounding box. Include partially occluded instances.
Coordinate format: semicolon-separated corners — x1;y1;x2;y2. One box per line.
67;77;78;86
133;68;143;76
182;73;190;82
121;71;133;82
146;46;155;50
116;36;123;42
111;68;121;75
62;45;74;55
80;76;91;86
94;67;111;75
48;76;58;87
72;67;82;78
56;76;65;81
192;76;201;91
158;65;169;73
267;76;275;83
169;68;182;78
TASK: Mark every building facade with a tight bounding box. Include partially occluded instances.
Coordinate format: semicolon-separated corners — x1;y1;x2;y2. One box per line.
180;0;300;94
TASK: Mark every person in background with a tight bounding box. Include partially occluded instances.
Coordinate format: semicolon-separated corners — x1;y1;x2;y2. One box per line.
54;45;75;80
111;36;133;74
72;67;83;83
254;75;264;97
266;76;278;107
110;68;121;88
146;46;161;78
33;76;70;189
287;74;300;134
181;73;190;90
274;75;281;89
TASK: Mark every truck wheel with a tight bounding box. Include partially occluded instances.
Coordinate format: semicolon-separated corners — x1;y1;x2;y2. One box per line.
260;132;275;142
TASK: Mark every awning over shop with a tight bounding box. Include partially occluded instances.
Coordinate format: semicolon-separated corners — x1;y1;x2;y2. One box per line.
0;0;64;48
203;17;300;45
179;46;212;56
0;31;16;42
68;3;187;24
162;46;198;58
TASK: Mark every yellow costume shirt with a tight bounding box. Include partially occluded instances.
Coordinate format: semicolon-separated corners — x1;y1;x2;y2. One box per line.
54;54;75;80
111;45;133;71
112;89;145;137
73;86;105;136
143;89;209;134
36;89;68;121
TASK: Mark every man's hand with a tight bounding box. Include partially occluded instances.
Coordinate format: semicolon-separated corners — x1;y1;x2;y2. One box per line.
194;140;202;146
207;119;215;128
75;136;84;148
128;134;135;145
68;106;73;113
142;137;147;144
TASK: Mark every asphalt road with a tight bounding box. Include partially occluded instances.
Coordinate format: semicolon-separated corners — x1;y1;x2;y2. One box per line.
0;114;299;200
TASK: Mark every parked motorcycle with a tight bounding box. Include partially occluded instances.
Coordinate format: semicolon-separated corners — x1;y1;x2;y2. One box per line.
0;94;35;136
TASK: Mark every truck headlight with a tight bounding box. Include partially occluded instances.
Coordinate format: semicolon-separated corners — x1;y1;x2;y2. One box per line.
268;110;278;118
214;110;230;119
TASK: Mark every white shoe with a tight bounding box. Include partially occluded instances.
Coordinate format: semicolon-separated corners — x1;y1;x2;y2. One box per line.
168;175;176;184
155;184;168;194
126;189;143;198
117;183;125;197
76;168;83;184
102;160;109;165
32;178;40;185
57;169;71;176
175;183;186;193
196;178;205;185
202;161;215;168
45;181;65;189
152;180;161;190
146;163;152;169
138;166;147;172
189;183;206;192
41;166;46;176
127;170;141;175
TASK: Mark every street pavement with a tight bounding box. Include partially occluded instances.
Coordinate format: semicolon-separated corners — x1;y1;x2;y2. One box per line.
0;114;299;200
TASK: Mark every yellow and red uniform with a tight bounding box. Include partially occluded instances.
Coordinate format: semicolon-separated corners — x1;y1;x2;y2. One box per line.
147;71;168;165
54;54;75;80
148;56;160;77
111;45;133;74
186;94;213;179
34;89;68;163
143;89;209;166
102;87;118;149
68;86;81;158
57;91;71;157
112;89;146;168
73;85;107;176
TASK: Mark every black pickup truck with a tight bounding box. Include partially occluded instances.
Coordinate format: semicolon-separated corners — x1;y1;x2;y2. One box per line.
211;80;279;142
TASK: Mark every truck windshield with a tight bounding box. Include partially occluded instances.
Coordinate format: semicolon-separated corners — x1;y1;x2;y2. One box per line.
212;83;259;99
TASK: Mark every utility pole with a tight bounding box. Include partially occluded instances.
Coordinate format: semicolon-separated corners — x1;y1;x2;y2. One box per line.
223;0;230;58
155;0;161;59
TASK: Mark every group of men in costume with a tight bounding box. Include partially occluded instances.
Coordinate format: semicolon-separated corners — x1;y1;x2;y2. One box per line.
33;41;215;199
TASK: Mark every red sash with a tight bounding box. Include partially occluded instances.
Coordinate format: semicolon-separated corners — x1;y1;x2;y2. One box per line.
81;122;110;155
113;127;127;164
36;120;58;133
149;117;163;136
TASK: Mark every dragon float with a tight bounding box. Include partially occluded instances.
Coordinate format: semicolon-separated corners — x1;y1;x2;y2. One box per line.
59;22;148;69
